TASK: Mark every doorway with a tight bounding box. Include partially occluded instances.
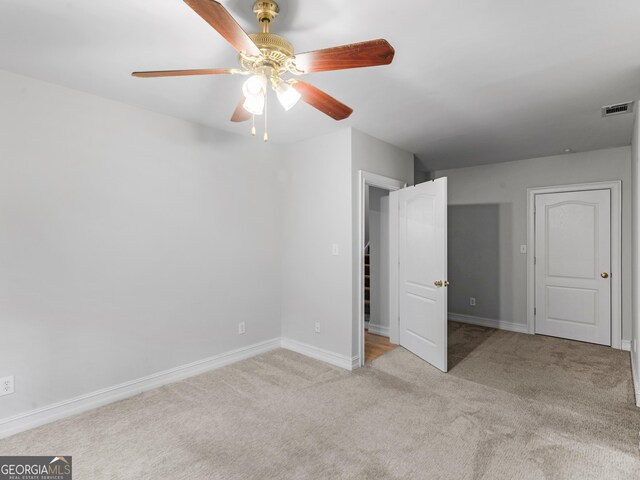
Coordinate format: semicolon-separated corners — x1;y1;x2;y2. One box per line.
364;186;396;363
357;174;450;371
357;172;406;367
527;182;622;348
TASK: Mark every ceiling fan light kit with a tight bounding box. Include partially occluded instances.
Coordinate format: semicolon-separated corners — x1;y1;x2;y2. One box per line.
275;80;301;111
132;0;395;141
242;74;267;116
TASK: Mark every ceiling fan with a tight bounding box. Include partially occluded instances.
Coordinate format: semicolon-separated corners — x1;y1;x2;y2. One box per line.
132;0;395;141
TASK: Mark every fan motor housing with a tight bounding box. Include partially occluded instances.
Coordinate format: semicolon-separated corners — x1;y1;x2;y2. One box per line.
251;33;293;57
241;33;294;74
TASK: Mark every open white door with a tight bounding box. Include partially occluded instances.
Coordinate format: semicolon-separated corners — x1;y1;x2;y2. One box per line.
390;178;448;372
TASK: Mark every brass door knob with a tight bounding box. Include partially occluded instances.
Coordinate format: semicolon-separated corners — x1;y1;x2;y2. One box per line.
434;280;443;287
444;281;450;287
601;272;609;279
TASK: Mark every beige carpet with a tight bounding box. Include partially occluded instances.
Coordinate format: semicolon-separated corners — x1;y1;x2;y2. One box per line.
1;322;639;479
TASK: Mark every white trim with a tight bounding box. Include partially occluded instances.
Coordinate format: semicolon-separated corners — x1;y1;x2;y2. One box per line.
448;313;529;334
351;355;361;370
631;350;640;407
526;181;623;349
0;336;363;440
621;339;632;352
0;338;281;440
281;338;356;371
367;323;390;337
389;192;399;345
357;171;406;368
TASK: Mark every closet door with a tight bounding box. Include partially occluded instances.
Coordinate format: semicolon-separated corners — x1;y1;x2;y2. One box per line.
534;189;611;345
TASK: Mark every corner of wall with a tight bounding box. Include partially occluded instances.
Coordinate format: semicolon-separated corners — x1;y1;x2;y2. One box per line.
279;127;354;359
349;130;416;362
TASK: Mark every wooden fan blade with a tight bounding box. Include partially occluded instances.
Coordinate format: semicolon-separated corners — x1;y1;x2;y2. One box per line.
294;39;395;73
184;0;261;56
131;69;234;78
291;81;353;121
231;96;251;122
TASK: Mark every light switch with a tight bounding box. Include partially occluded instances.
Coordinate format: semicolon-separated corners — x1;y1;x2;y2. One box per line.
332;244;339;256
520;245;527;254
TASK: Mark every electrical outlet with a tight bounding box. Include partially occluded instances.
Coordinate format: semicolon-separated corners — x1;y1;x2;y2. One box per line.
0;376;14;396
469;297;476;307
315;322;321;333
238;322;246;335
331;244;339;256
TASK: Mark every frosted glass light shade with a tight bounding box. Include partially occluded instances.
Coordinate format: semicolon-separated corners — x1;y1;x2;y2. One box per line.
241;75;267;115
243;75;267;97
243;93;264;115
276;82;301;111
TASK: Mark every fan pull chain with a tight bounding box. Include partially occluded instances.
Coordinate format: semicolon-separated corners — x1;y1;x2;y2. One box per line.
263;92;269;142
251;115;256;137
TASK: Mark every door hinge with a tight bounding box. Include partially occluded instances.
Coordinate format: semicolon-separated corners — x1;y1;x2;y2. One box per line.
534;257;536;265
534;307;536;315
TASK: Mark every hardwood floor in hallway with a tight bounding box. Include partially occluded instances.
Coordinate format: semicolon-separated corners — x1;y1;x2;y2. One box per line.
365;330;396;363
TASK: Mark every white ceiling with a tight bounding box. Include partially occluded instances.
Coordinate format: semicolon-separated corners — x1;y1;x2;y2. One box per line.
2;0;640;170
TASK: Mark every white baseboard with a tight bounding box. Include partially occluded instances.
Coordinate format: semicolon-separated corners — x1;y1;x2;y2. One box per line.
351;355;361;370
367;323;390;337
621;339;632;352
0;337;359;440
448;313;529;334
0;338;281;440
281;338;357;371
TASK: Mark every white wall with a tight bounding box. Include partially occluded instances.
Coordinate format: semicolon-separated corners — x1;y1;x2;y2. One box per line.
436;147;633;340
0;70;284;421
0;70;417;430
351;130;414;355
631;102;640;402
280;128;413;364
280;129;354;359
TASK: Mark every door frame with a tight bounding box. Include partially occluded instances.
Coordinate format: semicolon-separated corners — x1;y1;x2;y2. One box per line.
357;171;406;367
526;181;622;349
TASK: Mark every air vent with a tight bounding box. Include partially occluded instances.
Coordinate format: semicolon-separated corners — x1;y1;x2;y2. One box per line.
601;101;634;117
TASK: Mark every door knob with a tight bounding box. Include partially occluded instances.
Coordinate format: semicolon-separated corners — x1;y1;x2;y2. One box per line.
444;281;450;287
601;272;609;279
434;280;443;287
